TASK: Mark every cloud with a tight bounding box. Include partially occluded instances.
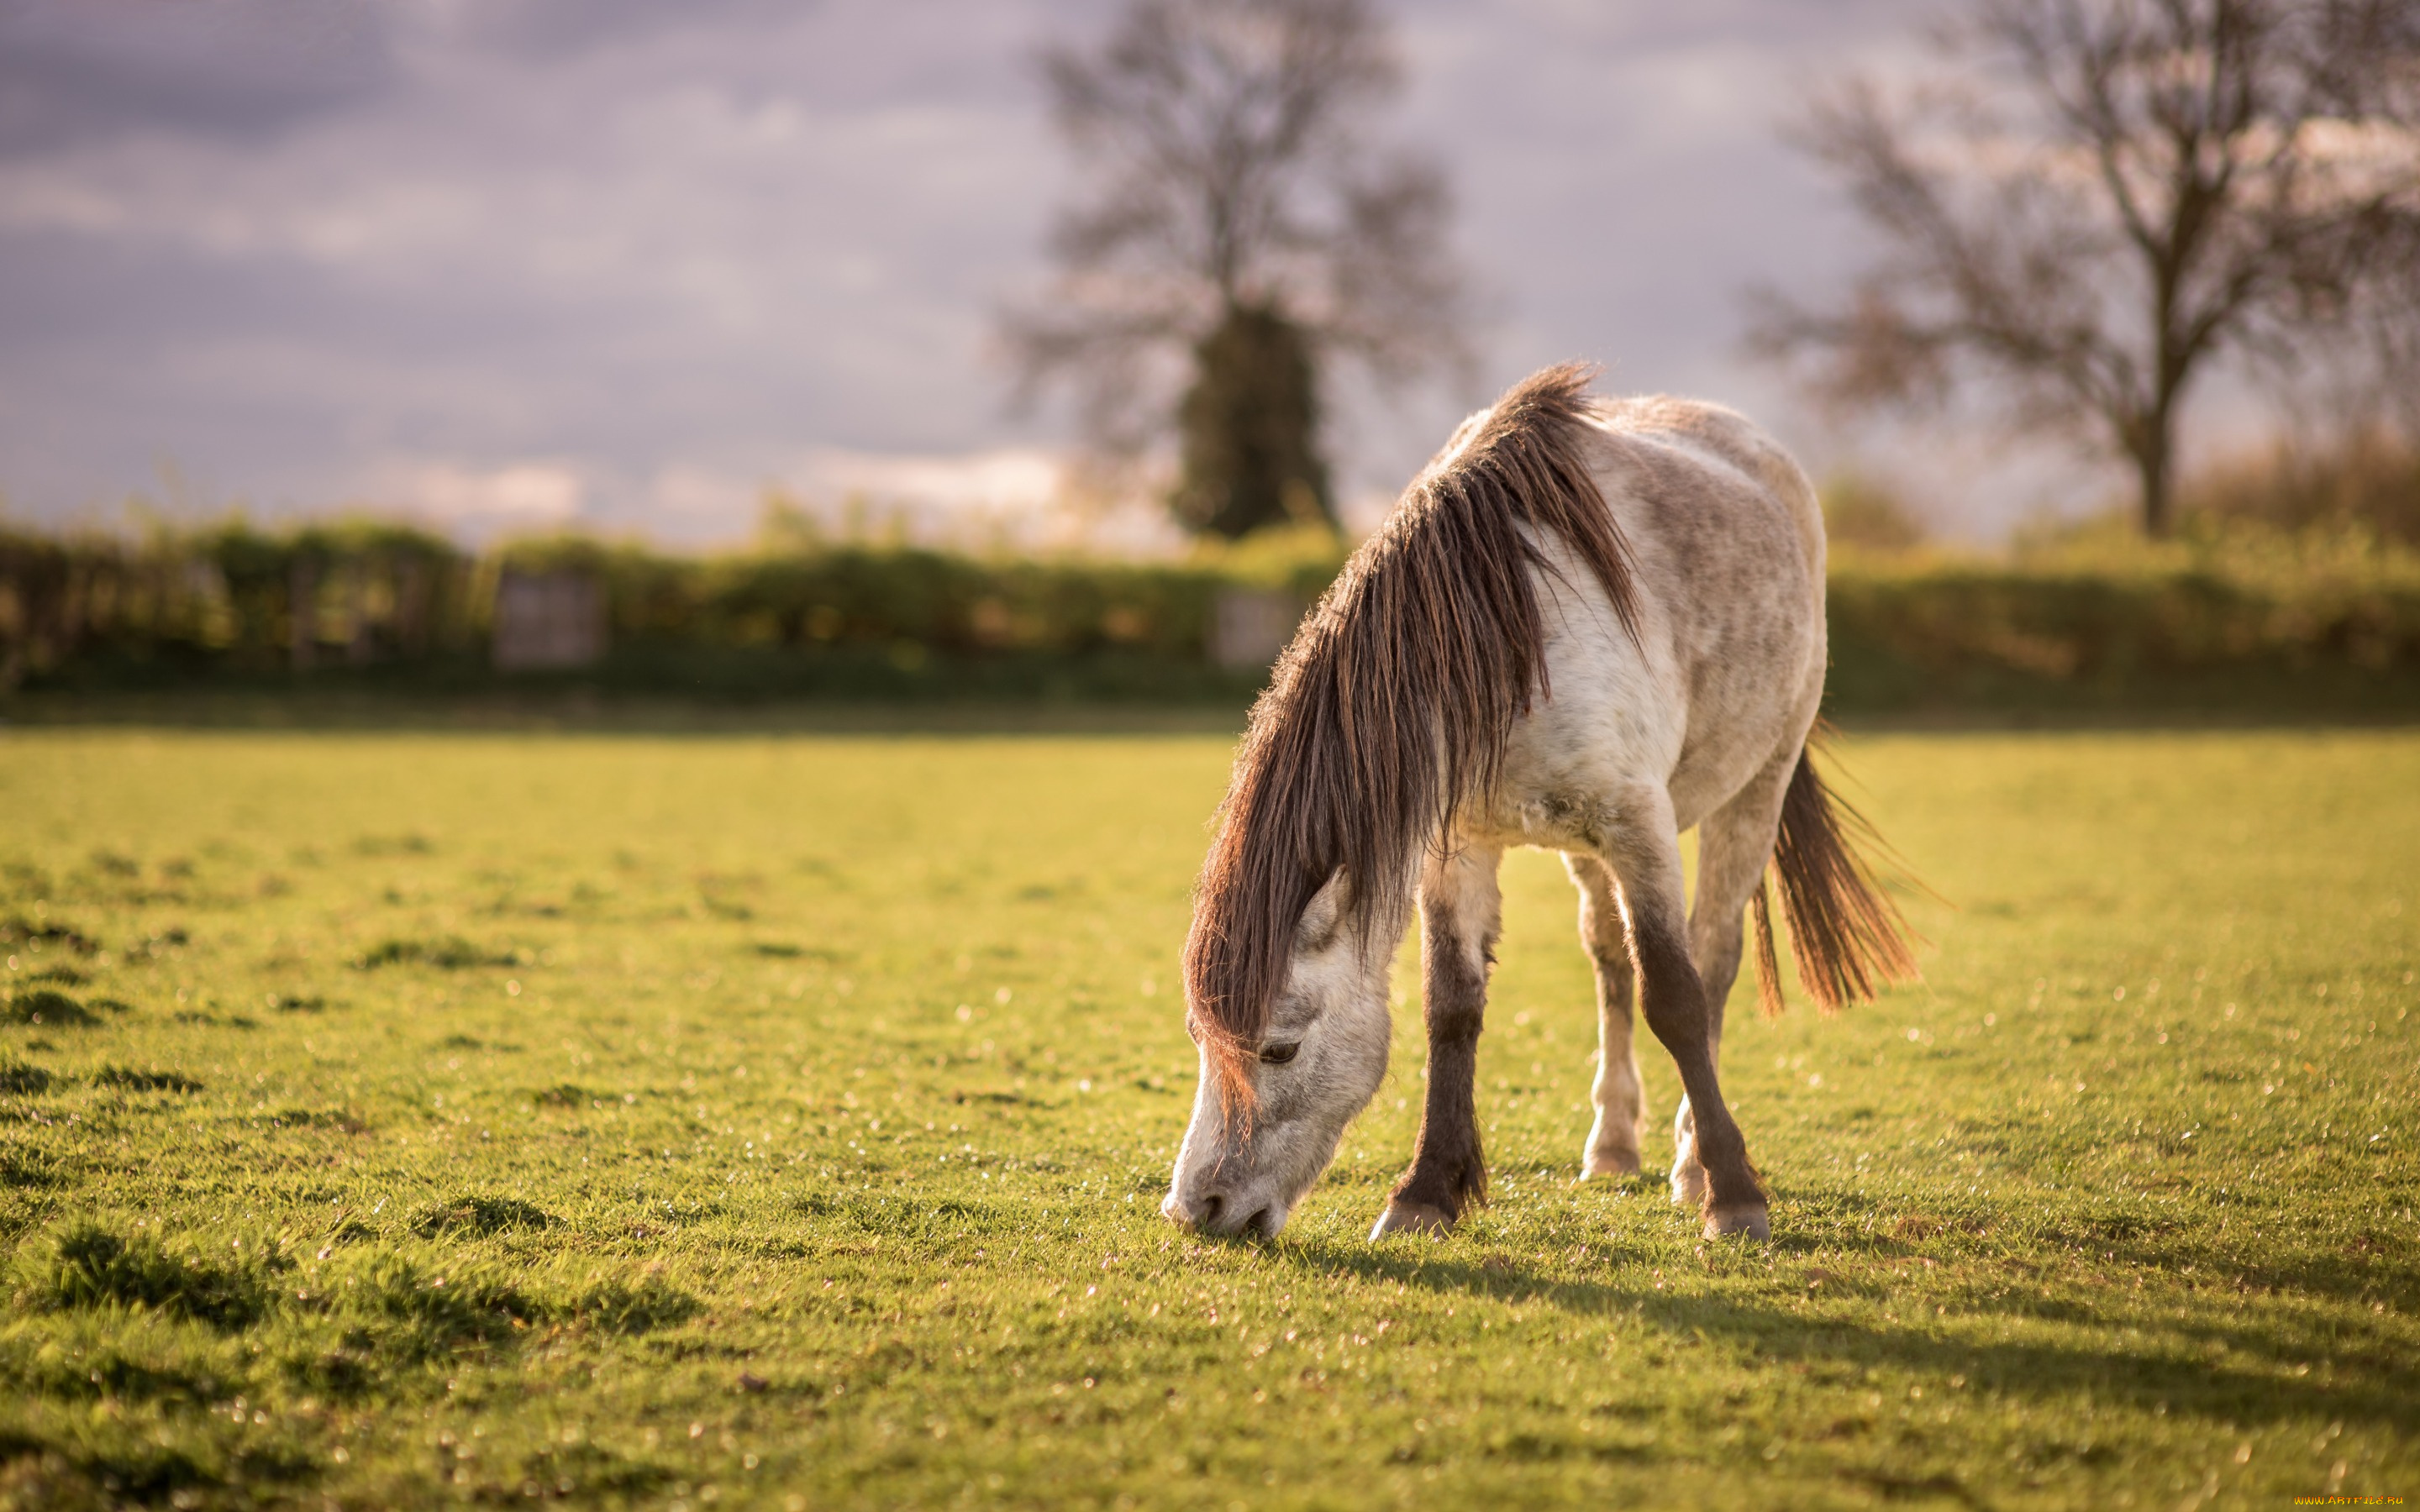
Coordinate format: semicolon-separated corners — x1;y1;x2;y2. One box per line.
350;444;1186;557
794;448;1063;516
369;459;584;541
0;0;392;155
781;446;1184;554
698;447;1186;557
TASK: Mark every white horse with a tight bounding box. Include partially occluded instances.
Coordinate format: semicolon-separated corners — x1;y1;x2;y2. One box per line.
1164;365;1915;1243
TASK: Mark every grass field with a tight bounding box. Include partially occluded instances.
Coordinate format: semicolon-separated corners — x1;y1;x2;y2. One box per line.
0;725;2412;1510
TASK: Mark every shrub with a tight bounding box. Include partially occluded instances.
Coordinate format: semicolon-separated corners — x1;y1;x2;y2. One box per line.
2181;428;2420;545
8;512;2419;711
1825;519;2420;711
1820;472;1928;553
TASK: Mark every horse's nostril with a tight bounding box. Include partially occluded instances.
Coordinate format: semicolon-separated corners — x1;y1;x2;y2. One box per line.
1197;1192;1224;1226
1242;1206;1273;1236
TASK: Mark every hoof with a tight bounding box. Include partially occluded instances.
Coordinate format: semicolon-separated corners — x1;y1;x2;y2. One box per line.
1369;1199;1455;1240
1702;1201;1770;1241
1670;1163;1708;1210
1580;1147;1642;1180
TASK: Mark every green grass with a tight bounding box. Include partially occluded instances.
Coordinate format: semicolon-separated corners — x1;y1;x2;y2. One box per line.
0;727;2412;1510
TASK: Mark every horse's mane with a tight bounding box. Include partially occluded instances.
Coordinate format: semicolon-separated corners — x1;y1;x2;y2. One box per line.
1183;364;1640;1110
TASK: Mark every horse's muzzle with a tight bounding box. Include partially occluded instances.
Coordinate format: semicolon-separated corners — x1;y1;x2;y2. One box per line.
1161;1186;1278;1236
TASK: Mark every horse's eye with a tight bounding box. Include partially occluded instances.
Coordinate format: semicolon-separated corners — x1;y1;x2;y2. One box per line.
1258;1041;1300;1066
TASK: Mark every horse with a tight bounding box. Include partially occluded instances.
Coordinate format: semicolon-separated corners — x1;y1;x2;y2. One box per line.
1161;363;1917;1243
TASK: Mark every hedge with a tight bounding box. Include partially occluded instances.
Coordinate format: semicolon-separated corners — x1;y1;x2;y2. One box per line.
4;519;2417;713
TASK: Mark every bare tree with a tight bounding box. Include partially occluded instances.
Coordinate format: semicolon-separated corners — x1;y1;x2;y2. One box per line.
1752;0;2420;536
1002;0;1470;538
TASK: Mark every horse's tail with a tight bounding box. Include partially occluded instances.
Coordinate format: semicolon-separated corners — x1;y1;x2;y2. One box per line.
1750;734;1922;1016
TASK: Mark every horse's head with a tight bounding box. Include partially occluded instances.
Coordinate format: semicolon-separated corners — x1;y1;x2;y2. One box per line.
1163;872;1392;1237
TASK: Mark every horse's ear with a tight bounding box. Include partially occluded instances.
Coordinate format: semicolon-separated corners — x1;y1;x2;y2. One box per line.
1294;869;1350;952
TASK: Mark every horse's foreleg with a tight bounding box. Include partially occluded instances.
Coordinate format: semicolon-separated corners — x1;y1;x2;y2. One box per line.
1565;853;1645;1179
1370;842;1502;1239
1597;790;1770;1240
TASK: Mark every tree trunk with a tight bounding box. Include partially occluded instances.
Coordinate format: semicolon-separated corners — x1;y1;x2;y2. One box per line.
1173;303;1337;539
2123;398;2178;539
2135;438;2174;538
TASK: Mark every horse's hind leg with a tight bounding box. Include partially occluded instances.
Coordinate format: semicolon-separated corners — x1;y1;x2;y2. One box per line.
1671;748;1797;1210
1594;785;1770;1240
1565;853;1646;1179
1371;841;1502;1239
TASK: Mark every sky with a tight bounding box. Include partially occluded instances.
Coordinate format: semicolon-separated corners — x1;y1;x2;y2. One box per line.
0;0;2107;548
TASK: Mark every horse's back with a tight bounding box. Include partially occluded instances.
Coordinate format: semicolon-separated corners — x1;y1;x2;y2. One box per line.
1507;393;1826;834
1588;395;1824;576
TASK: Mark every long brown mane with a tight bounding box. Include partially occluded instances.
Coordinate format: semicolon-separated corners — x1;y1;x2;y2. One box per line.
1183;364;1639;1108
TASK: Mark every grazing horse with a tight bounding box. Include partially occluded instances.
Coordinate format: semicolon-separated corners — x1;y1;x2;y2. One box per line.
1163;364;1916;1243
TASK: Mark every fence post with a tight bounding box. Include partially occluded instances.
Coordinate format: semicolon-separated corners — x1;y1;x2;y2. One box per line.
492;567;608;671
289;554;318;671
1210;587;1302;670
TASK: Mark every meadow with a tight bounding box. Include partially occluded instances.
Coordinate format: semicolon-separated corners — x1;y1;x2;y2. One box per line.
0;724;2411;1509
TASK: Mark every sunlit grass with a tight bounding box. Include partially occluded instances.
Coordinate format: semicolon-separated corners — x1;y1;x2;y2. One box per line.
0;727;2411;1509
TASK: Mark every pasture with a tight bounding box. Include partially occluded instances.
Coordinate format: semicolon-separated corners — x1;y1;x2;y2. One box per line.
0;725;2411;1509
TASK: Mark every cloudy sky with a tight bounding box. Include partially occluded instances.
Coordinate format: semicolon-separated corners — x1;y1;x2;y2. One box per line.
0;0;2089;547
